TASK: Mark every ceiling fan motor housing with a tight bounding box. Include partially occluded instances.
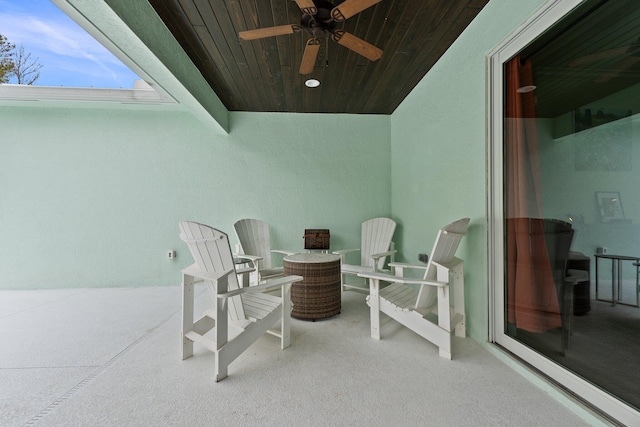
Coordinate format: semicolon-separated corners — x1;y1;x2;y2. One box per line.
301;3;337;37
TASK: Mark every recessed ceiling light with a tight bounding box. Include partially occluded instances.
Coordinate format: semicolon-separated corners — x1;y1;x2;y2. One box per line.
305;79;320;88
516;85;537;93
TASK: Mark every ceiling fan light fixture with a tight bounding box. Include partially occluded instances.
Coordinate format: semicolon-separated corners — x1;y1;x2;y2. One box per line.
516;85;537;93
305;78;321;88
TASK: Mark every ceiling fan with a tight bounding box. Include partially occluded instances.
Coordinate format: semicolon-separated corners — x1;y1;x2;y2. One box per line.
238;0;383;75
568;37;640;83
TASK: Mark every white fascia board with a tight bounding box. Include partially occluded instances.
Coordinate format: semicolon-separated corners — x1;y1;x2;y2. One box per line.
50;0;229;134
0;83;180;106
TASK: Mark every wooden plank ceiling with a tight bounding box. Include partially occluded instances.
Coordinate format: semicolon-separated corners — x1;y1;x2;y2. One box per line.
147;0;489;114
520;0;640;118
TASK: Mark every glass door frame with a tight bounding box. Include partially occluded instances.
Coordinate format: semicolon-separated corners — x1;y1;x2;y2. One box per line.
487;0;640;424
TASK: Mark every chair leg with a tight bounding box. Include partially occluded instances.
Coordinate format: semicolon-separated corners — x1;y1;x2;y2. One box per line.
215;354;228;382
214;277;229;382
437;286;452;360
281;284;291;349
439;346;452;360
452;262;466;338
181;274;195;360
369;279;381;339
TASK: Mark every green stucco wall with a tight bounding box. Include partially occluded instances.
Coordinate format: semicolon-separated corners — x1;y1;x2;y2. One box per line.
1;0;555;344
0;107;389;288
389;0;546;341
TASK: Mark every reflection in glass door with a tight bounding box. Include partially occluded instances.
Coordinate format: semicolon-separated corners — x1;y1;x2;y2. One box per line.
495;0;640;422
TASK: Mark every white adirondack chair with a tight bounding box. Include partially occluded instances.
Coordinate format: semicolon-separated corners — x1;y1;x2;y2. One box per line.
333;217;397;292
234;218;295;286
179;221;302;382
358;218;470;359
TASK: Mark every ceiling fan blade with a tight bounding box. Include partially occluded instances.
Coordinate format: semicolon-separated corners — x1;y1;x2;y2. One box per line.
294;0;317;15
331;0;382;22
300;39;321;75
332;30;382;61
594;55;640;83
239;25;297;41
568;45;636;67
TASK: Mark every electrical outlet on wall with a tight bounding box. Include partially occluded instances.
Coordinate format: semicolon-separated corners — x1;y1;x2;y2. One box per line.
168;250;176;259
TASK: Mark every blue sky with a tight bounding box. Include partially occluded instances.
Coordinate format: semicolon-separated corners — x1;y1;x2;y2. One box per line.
0;0;140;88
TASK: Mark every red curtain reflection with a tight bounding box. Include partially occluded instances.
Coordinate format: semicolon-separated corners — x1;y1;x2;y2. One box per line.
505;57;561;333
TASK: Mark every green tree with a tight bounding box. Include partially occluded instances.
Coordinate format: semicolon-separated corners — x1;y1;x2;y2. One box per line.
0;34;15;83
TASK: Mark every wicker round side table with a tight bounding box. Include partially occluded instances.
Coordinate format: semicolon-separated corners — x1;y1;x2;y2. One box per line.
283;253;341;320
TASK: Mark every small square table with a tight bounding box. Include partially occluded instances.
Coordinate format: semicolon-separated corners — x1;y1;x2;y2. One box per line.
594;253;640;307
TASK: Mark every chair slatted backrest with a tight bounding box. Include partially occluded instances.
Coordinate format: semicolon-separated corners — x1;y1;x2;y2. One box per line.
361;217;397;269
179;221;245;320
234;218;273;269
416;218;470;309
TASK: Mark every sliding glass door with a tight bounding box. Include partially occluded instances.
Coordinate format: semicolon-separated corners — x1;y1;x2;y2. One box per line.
489;0;640;424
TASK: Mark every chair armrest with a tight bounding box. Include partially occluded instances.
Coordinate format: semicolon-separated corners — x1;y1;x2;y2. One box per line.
370;250;397;261
235;266;255;275
357;271;447;287
182;264;233;283
233;254;261;273
218;275;303;298
389;262;428;270
388;262;428;277
371;250;398;272
566;269;589;284
234;253;262;262
271;249;296;256
233;255;258;274
437;257;464;270
183;263;255;283
333;248;360;256
389;259;463;271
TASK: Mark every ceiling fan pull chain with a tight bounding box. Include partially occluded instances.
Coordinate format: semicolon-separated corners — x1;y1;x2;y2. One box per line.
323;38;329;67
